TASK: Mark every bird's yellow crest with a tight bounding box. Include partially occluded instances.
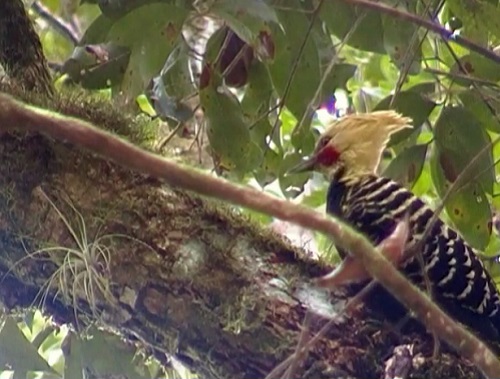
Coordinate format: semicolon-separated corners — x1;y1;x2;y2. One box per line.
289;111;413;179
323;110;412;176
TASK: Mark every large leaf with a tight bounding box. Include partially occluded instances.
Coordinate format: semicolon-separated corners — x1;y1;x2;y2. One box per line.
430;144;492;250
0;317;55;374
64;328;148;379
106;3;189;102
433;106;494;195
200;68;262;174
148;40;196;122
79;14;114;44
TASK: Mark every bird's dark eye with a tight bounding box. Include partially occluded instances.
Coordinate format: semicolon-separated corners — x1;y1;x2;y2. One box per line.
316;136;331;151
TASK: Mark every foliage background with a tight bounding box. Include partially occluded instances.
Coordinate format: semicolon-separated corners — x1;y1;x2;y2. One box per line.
2;0;500;377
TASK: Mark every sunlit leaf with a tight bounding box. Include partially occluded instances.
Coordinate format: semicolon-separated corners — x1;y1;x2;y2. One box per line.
0;317;55;374
451;52;500;84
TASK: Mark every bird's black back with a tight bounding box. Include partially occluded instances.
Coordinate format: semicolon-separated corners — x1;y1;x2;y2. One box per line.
326;172;500;349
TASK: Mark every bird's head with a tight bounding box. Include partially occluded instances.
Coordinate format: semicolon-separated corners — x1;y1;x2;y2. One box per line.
290;111;413;179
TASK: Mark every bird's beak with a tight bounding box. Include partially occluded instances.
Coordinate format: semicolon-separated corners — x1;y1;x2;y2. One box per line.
287;155;317;174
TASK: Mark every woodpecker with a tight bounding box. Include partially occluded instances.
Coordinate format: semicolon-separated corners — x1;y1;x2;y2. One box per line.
290;111;500;349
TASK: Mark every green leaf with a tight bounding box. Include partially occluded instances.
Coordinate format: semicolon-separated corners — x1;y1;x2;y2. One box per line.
254;149;281;187
106;3;189;101
430;144;492;250
383;144;428;189
459;89;500;133
148;40;196;122
200;69;262;174
210;0;279;45
451;53;500;84
62;43;130;89
319;1;385;53
433;106;494;194
79;14;114;44
374;87;436;145
0;317;55;374
279;152;310;198
64;327;148;379
266;0;321;147
381;2;422;75
447;0;500;43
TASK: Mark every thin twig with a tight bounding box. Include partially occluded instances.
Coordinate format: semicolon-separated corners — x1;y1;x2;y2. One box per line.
31;1;80;46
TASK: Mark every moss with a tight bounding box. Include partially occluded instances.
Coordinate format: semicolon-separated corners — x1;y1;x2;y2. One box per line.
0;82;156;148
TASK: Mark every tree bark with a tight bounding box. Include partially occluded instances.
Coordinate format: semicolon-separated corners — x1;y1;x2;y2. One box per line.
0;0;54;95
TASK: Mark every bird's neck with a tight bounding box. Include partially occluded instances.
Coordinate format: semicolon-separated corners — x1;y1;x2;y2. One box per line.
328;164;376;185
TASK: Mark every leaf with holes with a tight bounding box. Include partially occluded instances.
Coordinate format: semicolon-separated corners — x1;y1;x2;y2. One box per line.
433;106;494;194
319;0;385;53
374;87;436;145
430;145;492;250
106;3;188;102
383;144;428;189
200;68;262;174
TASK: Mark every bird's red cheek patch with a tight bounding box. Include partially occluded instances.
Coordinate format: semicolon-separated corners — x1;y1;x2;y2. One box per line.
317;145;340;166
